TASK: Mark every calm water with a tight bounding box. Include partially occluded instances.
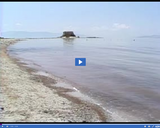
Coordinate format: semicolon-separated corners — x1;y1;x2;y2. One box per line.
8;38;160;122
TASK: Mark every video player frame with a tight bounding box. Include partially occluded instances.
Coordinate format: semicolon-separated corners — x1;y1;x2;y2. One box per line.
1;0;160;127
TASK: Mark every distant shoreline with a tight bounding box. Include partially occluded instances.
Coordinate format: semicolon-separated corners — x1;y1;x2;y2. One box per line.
0;36;103;40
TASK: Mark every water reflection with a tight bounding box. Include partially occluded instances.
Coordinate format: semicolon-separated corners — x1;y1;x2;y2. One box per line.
62;38;75;55
62;38;75;46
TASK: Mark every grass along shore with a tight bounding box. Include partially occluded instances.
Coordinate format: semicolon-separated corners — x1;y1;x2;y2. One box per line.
0;38;107;122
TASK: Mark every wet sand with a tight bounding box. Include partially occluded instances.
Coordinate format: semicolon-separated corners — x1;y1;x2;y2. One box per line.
0;38;107;122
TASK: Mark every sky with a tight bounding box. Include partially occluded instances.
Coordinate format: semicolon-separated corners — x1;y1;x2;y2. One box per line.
1;2;160;38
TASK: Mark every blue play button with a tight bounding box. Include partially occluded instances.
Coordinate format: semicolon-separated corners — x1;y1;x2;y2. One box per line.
75;58;86;66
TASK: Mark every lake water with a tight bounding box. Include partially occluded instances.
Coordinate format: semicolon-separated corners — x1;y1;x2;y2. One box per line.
8;38;160;122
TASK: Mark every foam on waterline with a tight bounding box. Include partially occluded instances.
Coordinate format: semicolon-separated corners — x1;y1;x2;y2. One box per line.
73;87;79;92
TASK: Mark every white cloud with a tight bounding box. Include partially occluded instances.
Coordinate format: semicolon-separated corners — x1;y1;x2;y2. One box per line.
112;23;130;30
15;23;22;26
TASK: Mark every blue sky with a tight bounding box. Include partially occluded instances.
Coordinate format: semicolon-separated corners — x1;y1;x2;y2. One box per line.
1;2;160;38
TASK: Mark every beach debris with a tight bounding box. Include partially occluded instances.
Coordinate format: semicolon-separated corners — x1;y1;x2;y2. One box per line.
0;107;4;110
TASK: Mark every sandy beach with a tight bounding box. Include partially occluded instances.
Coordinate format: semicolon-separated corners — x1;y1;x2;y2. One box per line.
0;38;107;122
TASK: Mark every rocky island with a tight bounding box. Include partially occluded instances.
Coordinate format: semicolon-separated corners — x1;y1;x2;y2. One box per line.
60;31;76;38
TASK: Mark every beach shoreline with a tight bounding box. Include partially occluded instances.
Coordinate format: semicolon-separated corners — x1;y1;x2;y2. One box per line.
0;38;107;122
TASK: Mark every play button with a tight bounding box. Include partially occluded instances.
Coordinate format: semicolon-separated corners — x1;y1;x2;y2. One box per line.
75;58;86;66
79;60;82;64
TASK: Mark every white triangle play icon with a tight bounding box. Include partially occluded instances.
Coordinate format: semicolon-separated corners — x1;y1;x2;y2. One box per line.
79;60;82;64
